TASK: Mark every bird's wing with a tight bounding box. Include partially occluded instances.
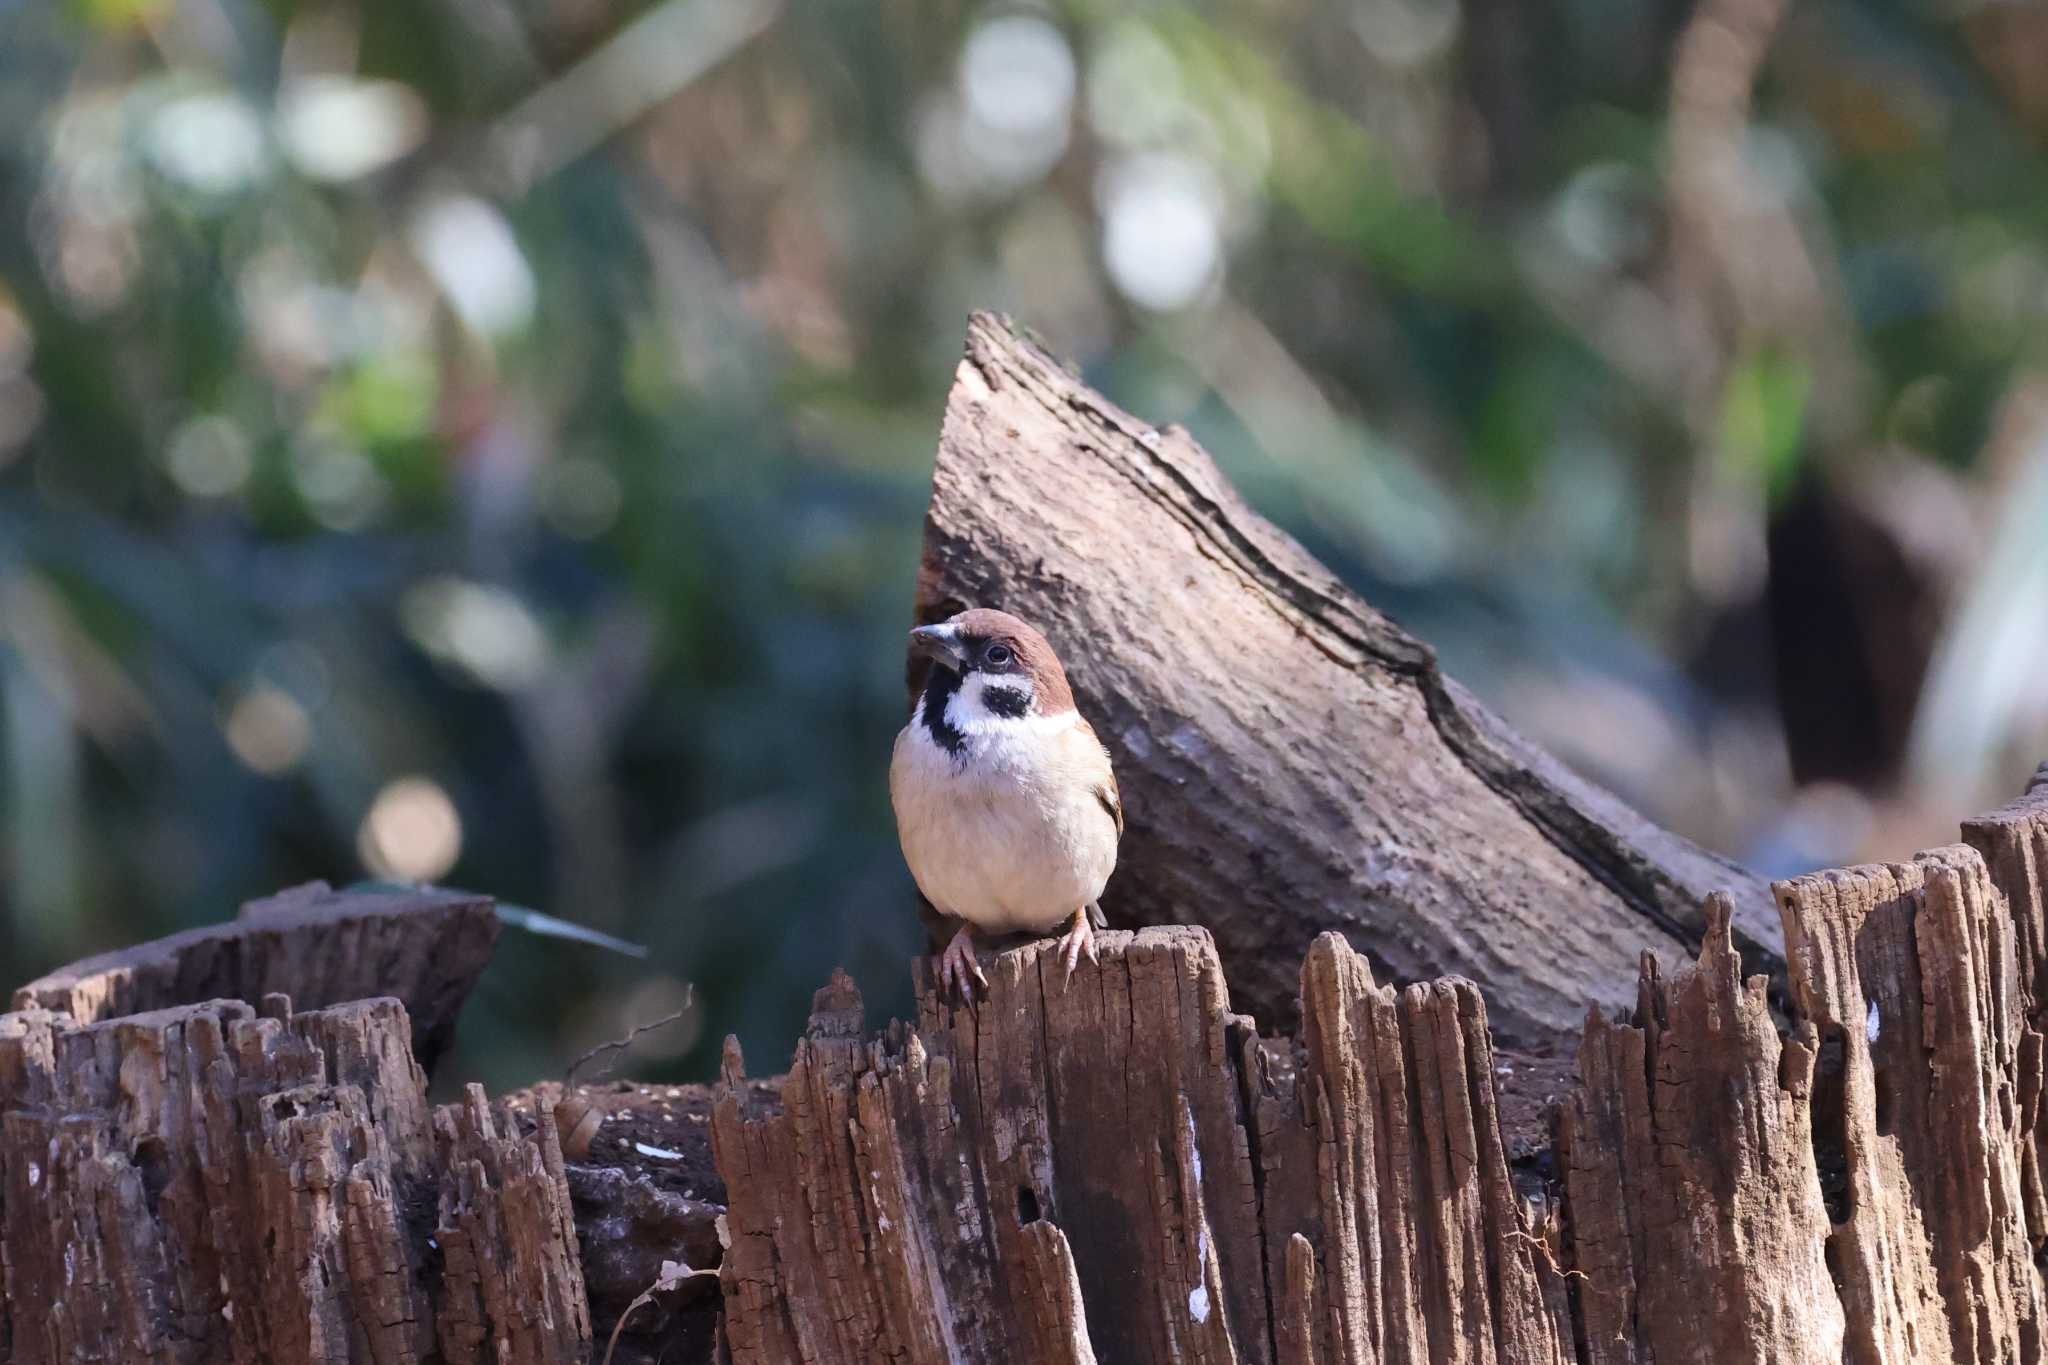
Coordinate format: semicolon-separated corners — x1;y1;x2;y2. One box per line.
1074;716;1123;839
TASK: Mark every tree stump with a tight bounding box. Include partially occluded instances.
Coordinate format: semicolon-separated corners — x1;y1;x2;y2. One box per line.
713;925;1575;1364
11;881;499;1068
710;785;2048;1364
5;786;2048;1362
912;312;1777;1041
0;994;588;1365
0;886;588;1365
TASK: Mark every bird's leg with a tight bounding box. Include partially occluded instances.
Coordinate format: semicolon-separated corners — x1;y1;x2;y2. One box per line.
938;924;988;1000
1058;907;1099;981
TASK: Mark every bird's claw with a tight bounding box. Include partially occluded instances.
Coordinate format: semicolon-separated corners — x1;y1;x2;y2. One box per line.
938;927;987;1002
1058;912;1098;983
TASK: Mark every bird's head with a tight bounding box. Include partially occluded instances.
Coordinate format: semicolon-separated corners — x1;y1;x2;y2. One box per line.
909;607;1075;738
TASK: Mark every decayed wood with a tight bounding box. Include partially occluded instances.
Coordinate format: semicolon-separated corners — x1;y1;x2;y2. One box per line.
0;993;589;1365
1964;784;2048;1242
7;799;2048;1363
10;881;499;1067
1559;894;1842;1364
710;771;2048;1365
1777;847;2044;1364
711;927;1578;1365
914;312;1775;1040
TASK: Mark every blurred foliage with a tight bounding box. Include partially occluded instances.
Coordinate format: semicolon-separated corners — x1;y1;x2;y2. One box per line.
2;0;2046;1088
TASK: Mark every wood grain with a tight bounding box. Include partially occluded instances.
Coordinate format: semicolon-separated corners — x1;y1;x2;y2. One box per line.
712;927;1579;1365
714;789;2048;1365
0;995;587;1365
912;312;1776;1041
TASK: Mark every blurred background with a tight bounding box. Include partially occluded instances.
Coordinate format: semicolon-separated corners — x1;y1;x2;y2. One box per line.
2;0;2045;1090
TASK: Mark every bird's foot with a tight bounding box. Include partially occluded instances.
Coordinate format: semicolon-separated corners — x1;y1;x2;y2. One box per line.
1058;909;1099;983
938;925;988;1001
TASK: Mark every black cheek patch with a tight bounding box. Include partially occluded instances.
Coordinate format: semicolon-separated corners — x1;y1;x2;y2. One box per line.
983;686;1030;718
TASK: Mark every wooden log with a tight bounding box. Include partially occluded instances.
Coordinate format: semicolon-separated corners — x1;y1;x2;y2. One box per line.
0;994;589;1365
710;927;1579;1364
912;312;1776;1041
10;881;499;1068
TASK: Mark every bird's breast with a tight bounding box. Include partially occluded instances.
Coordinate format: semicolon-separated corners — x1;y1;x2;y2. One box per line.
890;720;1117;935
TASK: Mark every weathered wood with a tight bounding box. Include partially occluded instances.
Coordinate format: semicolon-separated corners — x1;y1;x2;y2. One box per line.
1777;848;2044;1364
0;995;589;1365
10;881;499;1067
711;927;1578;1365
913;312;1776;1040
1963;783;2048;1242
1559;894;1842;1364
9;801;2048;1363
709;770;2048;1365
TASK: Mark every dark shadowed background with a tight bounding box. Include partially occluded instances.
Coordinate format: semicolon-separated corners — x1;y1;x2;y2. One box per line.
2;0;2045;1093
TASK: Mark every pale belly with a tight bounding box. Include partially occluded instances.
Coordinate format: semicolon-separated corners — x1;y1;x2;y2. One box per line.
890;731;1117;935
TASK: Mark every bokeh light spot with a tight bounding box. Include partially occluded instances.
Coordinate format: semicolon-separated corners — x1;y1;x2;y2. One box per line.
1099;154;1223;312
223;683;311;775
145;92;268;195
358;777;463;883
165;414;253;498
401;576;549;690
409;195;536;338
279;77;428;183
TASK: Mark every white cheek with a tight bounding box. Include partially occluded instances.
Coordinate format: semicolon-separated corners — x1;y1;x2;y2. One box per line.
946;674;1034;732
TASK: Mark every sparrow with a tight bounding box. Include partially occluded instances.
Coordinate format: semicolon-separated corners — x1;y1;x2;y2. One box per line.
889;607;1122;997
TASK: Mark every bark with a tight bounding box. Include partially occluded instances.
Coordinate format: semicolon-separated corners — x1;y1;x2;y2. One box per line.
913;312;1777;1041
1965;781;2048;1243
1776;844;2045;1363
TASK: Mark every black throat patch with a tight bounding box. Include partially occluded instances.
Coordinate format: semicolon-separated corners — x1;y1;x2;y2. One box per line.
920;668;965;756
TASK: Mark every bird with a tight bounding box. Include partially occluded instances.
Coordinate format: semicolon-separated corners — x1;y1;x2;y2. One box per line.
889;607;1122;998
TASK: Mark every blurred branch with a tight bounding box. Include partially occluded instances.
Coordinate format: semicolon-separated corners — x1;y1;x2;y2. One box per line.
1909;381;2048;806
1665;0;1861;425
488;0;783;196
1663;0;1864;607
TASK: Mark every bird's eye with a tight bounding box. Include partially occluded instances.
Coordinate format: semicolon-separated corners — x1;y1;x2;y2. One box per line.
985;644;1013;666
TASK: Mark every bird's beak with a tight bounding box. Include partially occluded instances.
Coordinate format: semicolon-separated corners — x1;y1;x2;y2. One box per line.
908;623;967;672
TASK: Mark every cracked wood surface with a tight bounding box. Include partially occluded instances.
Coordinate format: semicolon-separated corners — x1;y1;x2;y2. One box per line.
0;890;586;1365
912;312;1776;1041
7;801;2048;1365
713;787;2048;1365
711;926;1577;1365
